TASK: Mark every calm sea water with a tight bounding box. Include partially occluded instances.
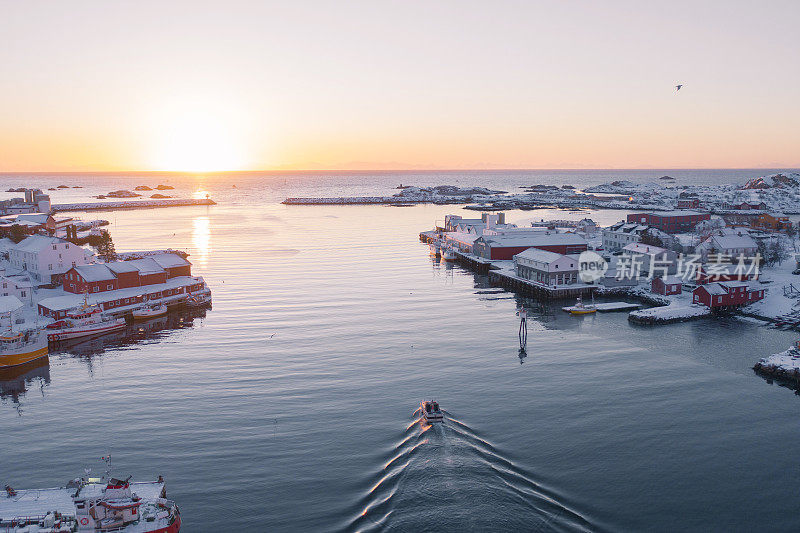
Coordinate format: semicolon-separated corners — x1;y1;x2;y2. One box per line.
1;170;799;532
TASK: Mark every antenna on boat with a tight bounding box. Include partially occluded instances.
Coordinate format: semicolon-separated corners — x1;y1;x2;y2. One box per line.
102;455;112;479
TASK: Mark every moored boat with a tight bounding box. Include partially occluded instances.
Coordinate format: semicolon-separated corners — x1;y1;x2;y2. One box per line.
562;295;597;315
419;400;444;423
441;246;457;261
185;290;212;308
429;242;441;256
0;329;49;369
132;304;167;320
46;300;126;342
0;465;181;532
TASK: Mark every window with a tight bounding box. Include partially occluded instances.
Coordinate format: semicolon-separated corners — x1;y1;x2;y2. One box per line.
107;284;113;290
93;287;99;292
52;245;57;250
48;264;53;271
20;291;26;297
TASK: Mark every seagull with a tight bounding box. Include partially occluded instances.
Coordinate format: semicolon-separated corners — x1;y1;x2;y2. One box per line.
675;84;683;91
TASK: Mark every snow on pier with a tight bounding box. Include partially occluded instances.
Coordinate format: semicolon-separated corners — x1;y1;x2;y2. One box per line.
595;302;640;312
628;303;711;324
753;347;800;388
52;198;216;212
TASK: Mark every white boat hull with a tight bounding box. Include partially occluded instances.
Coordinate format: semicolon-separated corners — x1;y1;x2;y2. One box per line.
48;320;126;342
133;307;168;320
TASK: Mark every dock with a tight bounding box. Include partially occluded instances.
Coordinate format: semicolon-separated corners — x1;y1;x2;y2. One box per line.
52;198;216;212
595;302;640;312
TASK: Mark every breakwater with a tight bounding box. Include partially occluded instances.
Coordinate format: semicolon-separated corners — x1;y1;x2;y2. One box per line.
52;198;216;212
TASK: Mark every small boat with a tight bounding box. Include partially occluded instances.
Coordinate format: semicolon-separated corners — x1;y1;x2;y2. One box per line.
419;400;444;423
46;300;125;342
562;295;597;315
441;246;457;261
132;304;168;320
186;291;212;308
0;462;181;532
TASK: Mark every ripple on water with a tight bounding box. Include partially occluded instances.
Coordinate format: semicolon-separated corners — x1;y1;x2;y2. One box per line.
342;412;596;533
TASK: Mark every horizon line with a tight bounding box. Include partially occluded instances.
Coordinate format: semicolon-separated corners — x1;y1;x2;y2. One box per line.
0;166;798;175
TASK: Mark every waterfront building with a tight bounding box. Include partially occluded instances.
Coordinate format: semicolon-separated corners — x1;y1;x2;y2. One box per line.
575;218;598;237
651;275;683;295
513;248;579;287
692;282;765;308
38;276;207;319
8;235;94;284
600;268;639;288
0;189;51;216
473;232;588;260
621;242;678;275
626;210;710;233
0;274;33;304
63;253;191;294
602;221;649;251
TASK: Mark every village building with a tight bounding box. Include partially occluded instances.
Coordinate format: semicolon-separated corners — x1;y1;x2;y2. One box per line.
626;210;711;233
692;282;765;308
651;275;683;295
575;218;598;237
514;248;579;287
8;235;94;284
473;232;588;260
602;222;649;251
752;213;791;232
722;201;768;211
62;253;192;294
0;189;51;216
695;232;758;261
621;242;678;275
694;262;759;285
40;253;201;319
0;273;33;304
677;198;700;209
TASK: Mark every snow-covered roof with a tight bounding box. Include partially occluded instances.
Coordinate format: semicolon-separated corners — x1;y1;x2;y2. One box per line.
150;253;191;268
623;242;669;256
698;283;728;295
514;248;565;264
12;235;64;253
641;210;707;217
659;276;683;286
0;295;23;314
709;234;757;250
125;257;163;275
15;213;53;224
74;264;115;282
38;276;202;311
106;261;141;274
479;233;587;247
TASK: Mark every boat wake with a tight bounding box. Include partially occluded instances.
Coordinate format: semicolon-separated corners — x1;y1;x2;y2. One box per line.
342;411;595;532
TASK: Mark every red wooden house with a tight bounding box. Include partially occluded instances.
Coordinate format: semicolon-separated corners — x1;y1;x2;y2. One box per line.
695;263;759;285
652;276;682;295
692;282;765;308
62;253;191;294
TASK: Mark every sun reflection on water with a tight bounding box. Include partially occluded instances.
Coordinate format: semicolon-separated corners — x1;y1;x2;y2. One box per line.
192;216;211;267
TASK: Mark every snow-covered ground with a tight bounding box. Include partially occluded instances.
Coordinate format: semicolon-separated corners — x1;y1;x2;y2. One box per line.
743;257;800;319
755;347;800;372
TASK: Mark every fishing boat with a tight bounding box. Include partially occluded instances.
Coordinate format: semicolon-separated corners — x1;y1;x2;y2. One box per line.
0;462;181;532
441;246;457;261
0;297;48;369
0;329;48;369
132;304;167;320
46;299;125;342
419;400;444;423
562;295;597;315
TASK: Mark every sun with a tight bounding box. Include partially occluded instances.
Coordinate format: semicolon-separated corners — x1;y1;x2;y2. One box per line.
149;107;248;172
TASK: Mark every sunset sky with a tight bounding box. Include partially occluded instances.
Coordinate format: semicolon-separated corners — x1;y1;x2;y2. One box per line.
1;1;798;171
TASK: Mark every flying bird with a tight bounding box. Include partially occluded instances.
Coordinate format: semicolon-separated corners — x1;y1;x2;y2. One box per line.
675;84;683;91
